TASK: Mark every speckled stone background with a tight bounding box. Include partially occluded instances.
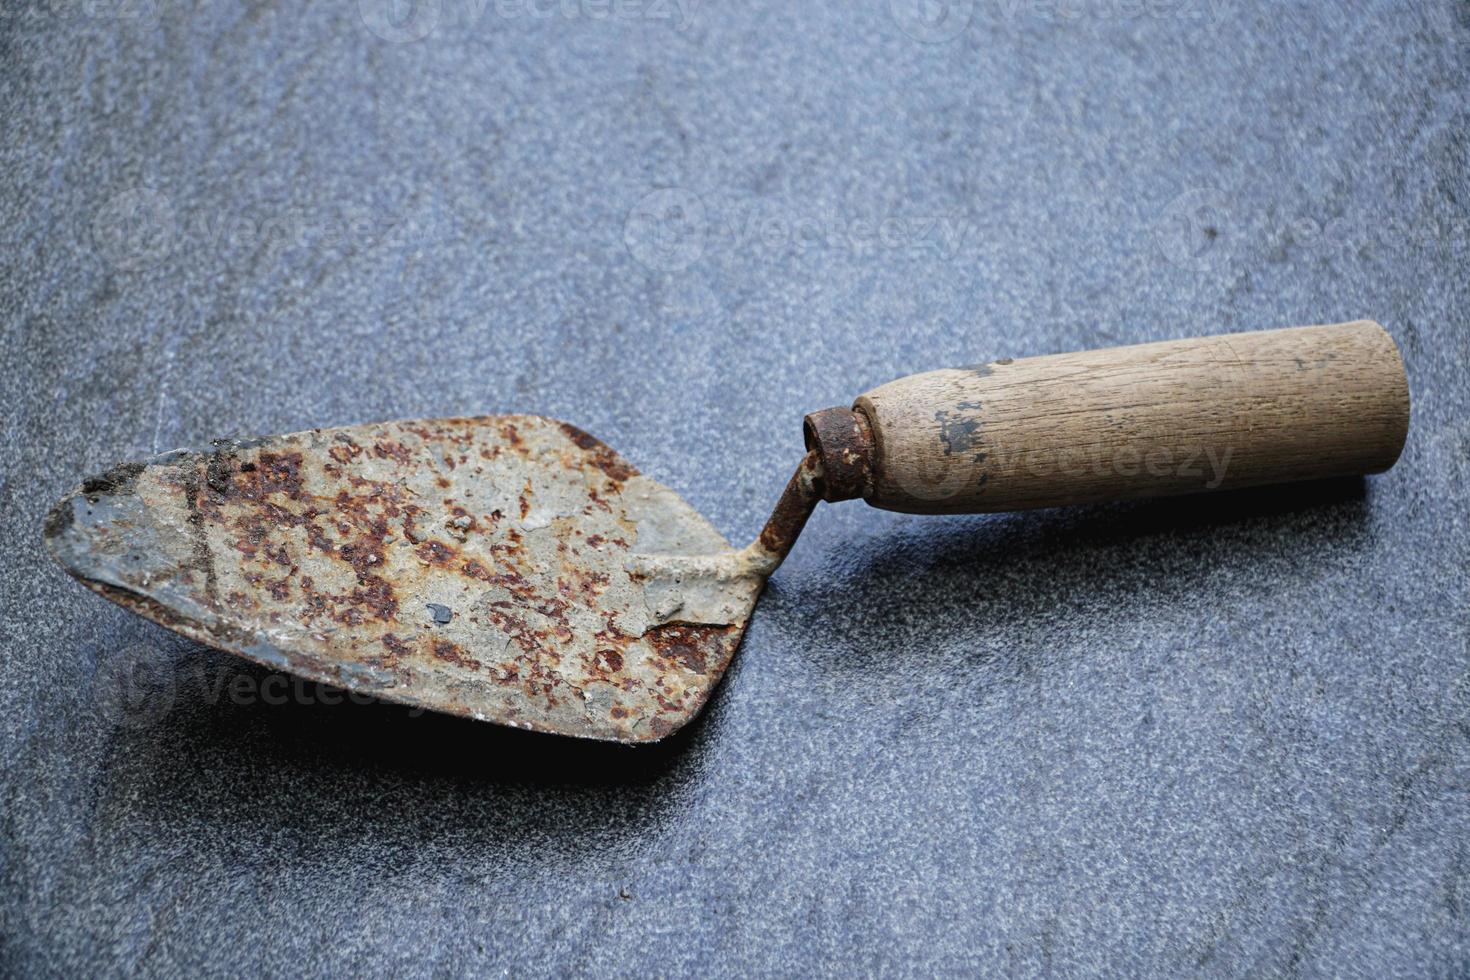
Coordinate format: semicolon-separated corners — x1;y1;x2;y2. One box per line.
2;0;1467;975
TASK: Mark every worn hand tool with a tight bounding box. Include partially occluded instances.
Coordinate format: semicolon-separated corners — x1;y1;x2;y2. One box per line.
45;320;1409;742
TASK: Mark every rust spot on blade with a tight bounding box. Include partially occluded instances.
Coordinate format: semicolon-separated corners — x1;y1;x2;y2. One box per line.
416;540;455;565
557;422;639;483
645;623;739;675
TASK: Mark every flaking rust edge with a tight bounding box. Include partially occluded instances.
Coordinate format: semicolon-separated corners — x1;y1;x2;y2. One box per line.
44;416;765;743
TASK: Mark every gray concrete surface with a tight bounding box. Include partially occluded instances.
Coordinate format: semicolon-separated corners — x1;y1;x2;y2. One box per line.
2;0;1467;975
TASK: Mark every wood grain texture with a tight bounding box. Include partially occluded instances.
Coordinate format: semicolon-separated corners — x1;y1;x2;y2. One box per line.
853;321;1410;514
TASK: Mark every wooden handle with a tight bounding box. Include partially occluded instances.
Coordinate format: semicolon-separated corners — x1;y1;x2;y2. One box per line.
803;321;1410;514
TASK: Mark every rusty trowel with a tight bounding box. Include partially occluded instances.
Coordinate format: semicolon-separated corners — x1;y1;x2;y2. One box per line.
46;321;1410;742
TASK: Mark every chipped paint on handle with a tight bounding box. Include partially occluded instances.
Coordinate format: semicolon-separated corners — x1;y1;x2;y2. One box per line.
44;416;768;743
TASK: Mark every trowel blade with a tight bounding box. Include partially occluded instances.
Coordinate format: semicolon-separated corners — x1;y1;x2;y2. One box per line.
44;416;762;743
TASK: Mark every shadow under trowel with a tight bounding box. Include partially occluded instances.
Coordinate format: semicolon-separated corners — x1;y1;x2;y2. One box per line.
777;475;1374;672
72;476;1370;855
78;637;716;856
